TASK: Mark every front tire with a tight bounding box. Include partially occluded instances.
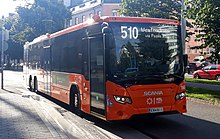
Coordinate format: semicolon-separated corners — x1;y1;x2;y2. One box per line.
70;86;81;114
29;76;33;91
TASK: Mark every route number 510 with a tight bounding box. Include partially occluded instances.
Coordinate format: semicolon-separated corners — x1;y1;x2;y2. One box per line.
121;26;139;39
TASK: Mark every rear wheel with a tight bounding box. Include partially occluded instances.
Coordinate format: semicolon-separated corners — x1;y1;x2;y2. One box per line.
29;76;33;91
216;75;220;81
33;77;38;92
194;74;200;79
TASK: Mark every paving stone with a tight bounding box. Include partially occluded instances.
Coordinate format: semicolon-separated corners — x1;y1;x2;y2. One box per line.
0;91;69;139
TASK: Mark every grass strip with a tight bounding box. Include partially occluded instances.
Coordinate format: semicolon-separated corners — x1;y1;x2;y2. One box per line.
185;78;220;86
186;86;220;103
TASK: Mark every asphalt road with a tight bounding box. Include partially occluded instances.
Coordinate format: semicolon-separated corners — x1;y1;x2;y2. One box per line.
2;70;220;139
186;82;220;91
3;70;25;94
125;100;220;139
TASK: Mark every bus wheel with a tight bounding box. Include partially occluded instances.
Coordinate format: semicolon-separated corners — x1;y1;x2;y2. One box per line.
29;76;33;91
33;77;38;93
70;86;81;114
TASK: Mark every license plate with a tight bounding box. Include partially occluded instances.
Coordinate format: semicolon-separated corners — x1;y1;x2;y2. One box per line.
148;107;163;113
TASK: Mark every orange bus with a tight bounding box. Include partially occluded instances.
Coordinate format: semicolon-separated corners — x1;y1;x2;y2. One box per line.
23;16;187;120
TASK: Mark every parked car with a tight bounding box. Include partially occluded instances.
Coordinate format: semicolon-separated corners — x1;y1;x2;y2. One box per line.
193;65;220;81
198;61;210;69
193;56;205;63
186;63;198;74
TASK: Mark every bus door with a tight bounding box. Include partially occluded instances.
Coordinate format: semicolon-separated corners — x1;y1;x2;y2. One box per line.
44;46;51;95
89;36;106;117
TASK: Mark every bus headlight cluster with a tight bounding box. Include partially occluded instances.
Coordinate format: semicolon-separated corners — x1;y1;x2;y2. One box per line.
113;96;132;104
175;92;186;100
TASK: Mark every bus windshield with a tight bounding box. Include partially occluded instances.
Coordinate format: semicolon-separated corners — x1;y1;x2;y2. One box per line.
107;22;183;84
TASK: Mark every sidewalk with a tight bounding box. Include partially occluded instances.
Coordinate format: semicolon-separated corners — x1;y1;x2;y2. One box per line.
0;71;122;139
0;88;70;139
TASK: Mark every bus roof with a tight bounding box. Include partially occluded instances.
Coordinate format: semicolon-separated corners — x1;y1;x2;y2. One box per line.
25;34;50;46
101;16;180;25
27;16;180;45
50;16;180;38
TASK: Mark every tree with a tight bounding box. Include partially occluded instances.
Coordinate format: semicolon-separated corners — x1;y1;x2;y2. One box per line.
71;0;84;6
14;0;71;43
3;0;71;62
3;15;24;64
119;0;182;20
184;0;220;63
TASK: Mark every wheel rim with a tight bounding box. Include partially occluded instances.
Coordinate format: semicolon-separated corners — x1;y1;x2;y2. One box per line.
34;78;38;92
194;74;199;79
70;87;79;110
74;93;79;108
216;76;220;81
29;77;32;90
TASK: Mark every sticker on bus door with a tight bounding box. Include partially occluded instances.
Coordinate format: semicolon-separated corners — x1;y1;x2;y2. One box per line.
148;107;163;113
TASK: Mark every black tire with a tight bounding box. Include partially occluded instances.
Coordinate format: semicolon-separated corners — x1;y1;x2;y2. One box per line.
70;86;81;114
216;75;220;81
194;74;200;79
33;77;38;92
29;76;33;91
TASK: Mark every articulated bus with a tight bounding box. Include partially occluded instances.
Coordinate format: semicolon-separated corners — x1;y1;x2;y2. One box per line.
24;16;187;120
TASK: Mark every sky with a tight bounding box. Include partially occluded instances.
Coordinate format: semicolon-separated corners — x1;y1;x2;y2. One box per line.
0;0;27;17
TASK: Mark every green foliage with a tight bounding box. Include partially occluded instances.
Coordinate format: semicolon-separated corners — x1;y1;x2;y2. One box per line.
1;15;23;61
184;0;220;63
185;78;220;85
119;0;182;20
15;0;71;43
187;86;220;103
0;20;3;29
3;0;71;61
6;39;23;60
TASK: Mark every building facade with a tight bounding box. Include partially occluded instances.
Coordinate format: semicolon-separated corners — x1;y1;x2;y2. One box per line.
185;20;212;63
69;0;121;26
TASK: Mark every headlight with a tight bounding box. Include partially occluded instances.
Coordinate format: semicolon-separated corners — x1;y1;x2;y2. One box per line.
113;96;132;104
175;92;186;100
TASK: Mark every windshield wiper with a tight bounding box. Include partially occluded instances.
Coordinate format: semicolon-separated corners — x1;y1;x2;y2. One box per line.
114;74;165;82
164;73;184;80
136;74;165;78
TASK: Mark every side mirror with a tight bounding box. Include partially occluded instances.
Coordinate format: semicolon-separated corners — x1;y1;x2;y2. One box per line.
102;26;111;33
183;54;188;67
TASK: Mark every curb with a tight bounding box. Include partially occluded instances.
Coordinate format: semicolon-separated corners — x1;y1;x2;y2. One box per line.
187;97;220;107
30;92;116;139
186;82;220;91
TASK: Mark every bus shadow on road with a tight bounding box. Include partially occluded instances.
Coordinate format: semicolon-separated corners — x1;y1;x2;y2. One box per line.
124;114;220;139
33;91;220;139
2;88;23;95
66;112;220;139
